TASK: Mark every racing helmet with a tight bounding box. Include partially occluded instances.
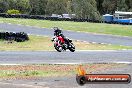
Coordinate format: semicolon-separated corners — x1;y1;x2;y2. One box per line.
53;27;62;36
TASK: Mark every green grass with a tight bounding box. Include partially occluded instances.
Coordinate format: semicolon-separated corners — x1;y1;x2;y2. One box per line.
0;35;54;51
0;35;132;51
0;63;126;78
0;64;77;78
75;41;132;50
0;70;74;77
0;17;132;36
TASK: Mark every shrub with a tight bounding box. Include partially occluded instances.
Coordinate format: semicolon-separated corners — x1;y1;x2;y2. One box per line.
7;9;21;15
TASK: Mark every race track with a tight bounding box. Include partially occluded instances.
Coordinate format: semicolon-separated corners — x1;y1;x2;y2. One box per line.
0;23;132;46
0;50;132;64
0;23;132;88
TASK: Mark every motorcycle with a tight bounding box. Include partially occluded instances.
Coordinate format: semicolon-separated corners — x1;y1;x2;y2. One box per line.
51;36;75;52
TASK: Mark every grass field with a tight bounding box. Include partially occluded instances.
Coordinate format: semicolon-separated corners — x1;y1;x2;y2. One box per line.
0;17;132;37
0;35;132;51
0;63;126;78
0;35;53;51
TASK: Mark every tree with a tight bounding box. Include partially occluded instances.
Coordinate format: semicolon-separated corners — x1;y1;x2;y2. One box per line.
29;0;47;15
15;0;30;14
0;0;9;13
126;0;132;11
29;0;40;15
0;0;31;14
96;0;104;14
72;0;101;20
117;0;128;11
102;0;117;14
38;0;47;15
66;0;72;14
46;0;67;15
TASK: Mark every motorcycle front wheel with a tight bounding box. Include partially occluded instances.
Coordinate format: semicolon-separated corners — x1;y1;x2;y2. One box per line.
54;44;63;52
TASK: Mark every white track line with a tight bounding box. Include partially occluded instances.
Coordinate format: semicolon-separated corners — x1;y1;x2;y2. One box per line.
76;50;118;52
115;61;132;64
0;61;131;65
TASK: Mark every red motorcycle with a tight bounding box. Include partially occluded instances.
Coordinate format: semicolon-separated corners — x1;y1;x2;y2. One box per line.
52;36;75;52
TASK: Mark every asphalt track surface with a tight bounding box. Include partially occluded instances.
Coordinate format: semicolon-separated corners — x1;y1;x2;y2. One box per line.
0;23;132;46
0;50;132;64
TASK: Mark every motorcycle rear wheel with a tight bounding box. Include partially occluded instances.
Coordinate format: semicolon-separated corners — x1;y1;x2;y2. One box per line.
69;43;75;52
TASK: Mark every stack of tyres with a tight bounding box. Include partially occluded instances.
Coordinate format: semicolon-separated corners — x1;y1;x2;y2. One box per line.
0;32;29;42
15;32;29;42
0;32;5;39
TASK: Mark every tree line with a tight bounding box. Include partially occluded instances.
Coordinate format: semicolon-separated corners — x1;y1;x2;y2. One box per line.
0;0;132;20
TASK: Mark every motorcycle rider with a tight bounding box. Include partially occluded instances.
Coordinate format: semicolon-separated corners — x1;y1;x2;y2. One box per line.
52;27;70;46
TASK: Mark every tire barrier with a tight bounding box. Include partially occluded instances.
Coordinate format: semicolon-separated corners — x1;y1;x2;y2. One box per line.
0;32;29;42
0;13;131;25
0;13;104;23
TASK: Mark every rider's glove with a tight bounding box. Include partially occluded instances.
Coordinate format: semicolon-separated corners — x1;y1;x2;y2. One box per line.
51;37;55;42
